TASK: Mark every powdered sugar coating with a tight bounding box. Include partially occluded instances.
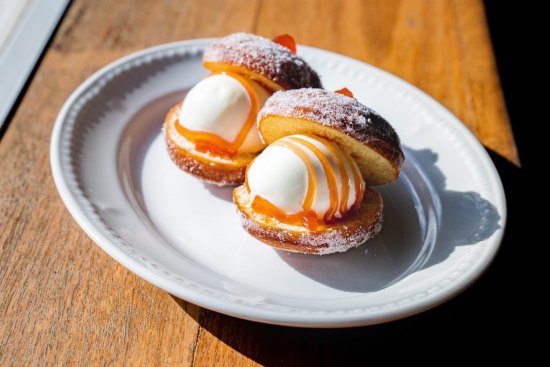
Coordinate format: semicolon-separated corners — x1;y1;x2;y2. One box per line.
259;88;404;168
203;33;322;90
233;186;383;255
238;210;382;255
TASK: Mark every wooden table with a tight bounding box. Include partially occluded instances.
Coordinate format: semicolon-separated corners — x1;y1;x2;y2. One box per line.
0;0;519;364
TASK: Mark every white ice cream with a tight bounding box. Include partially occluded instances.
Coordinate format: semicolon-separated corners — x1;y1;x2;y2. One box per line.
178;73;270;153
247;134;364;219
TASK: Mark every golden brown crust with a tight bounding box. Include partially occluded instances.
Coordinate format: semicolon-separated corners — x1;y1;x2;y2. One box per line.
233;186;383;255
165;134;247;186
258;88;404;186
164;105;254;186
203;33;322;91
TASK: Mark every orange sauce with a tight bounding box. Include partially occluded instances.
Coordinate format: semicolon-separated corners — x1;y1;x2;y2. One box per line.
252;195;319;231
300;133;350;214
272;140;317;210
286;136;339;222
302;134;364;210
273;34;297;53
248;135;365;231
344;149;365;209
174;71;260;157
335;88;354;98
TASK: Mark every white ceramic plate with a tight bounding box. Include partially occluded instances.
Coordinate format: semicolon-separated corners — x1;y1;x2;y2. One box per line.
51;39;506;328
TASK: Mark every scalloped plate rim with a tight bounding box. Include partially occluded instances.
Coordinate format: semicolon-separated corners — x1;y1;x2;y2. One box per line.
50;38;506;328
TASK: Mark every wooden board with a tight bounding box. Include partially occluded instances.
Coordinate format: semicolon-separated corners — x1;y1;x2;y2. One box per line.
0;0;517;365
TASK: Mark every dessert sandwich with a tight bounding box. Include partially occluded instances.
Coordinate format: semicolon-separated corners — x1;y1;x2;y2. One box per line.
234;88;404;254
164;33;322;186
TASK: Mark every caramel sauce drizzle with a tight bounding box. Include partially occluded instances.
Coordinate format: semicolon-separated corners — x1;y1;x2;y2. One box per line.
249;134;365;231
272;140;318;210
272;34;297;53
286;136;339;222
175;71;260;157
345;150;365;210
334;87;354;98
300;133;350;214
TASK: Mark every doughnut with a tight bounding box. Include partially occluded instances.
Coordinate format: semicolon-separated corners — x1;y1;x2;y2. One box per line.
234;88;403;254
164;33;322;186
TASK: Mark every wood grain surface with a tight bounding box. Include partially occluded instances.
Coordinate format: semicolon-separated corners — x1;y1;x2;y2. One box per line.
0;0;517;365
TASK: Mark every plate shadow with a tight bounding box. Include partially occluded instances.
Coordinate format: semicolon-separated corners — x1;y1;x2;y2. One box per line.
277;147;501;292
